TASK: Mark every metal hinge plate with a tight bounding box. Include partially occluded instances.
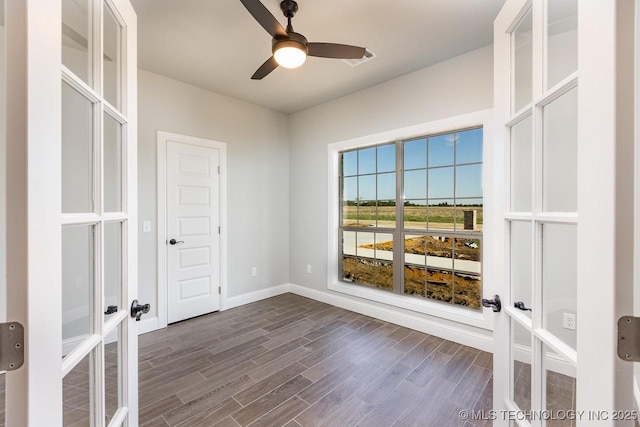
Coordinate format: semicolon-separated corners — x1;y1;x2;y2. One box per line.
0;322;24;371
618;316;640;361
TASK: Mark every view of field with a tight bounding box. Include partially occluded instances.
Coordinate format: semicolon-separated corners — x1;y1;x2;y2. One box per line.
343;205;483;230
342;235;482;309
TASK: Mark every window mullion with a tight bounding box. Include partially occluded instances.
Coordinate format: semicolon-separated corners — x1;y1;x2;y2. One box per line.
393;140;404;294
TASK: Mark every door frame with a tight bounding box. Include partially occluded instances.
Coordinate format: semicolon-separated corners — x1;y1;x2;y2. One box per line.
156;131;227;329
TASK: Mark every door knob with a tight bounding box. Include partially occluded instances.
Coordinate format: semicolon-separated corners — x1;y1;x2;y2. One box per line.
169;239;184;245
131;300;151;321
482;295;502;312
514;301;532;312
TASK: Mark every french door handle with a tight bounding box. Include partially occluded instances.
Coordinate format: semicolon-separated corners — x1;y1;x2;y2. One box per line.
131;300;151;321
514;301;532;312
169;239;184;245
482;295;502;312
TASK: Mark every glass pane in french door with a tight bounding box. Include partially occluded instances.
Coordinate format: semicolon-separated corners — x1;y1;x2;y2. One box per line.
546;0;578;89
64;349;96;426
510;115;533;212
105;324;122;424
543;345;576;426
542;87;578;213
511;319;532;416
62;81;95;214
104;222;122;318
542;223;577;350
512;7;533;113
103;1;122;110
62;224;95;357
62;0;92;86
104;113;123;213
510;221;533;318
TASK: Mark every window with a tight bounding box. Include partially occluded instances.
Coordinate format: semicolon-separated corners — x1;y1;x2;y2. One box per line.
339;127;483;310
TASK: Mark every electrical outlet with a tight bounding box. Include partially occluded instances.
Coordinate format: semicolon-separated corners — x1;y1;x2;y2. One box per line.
251;267;257;277
306;264;312;274
562;312;576;330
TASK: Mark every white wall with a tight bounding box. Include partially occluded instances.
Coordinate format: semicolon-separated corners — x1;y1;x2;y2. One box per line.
288;46;494;336
138;70;290;318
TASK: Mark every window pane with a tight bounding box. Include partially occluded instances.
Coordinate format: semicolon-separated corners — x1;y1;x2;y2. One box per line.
455;200;483;232
62;0;92;85
376;201;396;228
404;235;426;296
377;144;395;173
356;232;375;258
375;233;393;261
511;115;533;212
62;82;94;213
404;170;426;199
428;134;454;167
453;273;481;308
342;231;356;256
427;269;452;304
64;350;96;426
358;175;376;201
104;113;122;212
513;8;533;112
542;223;577;350
342;151;357;176
404;139;426;170
342;256;356;283
543;88;577;212
510;221;533;318
104;222;122;318
62;224;94;357
456;128;483;164
342;176;357;202
428;200;455;230
377;172;395;200
104;2;121;110
547;0;578;89
404;200;426;229
456;164;482;198
358;147;376;175
428;167;454;199
426;236;453;303
453;238;481;308
375;233;394;291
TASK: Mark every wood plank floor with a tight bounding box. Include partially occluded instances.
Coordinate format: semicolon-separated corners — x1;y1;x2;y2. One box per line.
135;294;493;427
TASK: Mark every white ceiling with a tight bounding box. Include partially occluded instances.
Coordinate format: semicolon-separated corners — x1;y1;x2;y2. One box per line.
131;0;506;114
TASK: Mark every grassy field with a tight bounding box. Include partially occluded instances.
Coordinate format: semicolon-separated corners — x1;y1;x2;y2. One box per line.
343;205;483;230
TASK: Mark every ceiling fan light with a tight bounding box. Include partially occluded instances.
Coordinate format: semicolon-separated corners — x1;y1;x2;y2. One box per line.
273;42;307;69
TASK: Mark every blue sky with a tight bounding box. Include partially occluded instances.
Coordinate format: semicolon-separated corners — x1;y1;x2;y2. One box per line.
342;128;483;203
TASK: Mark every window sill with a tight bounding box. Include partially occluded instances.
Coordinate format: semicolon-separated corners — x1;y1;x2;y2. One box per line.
328;280;493;331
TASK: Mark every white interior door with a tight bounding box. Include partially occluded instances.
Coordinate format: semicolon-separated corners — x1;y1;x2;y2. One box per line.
164;135;221;324
493;1;636;426
4;0;140;425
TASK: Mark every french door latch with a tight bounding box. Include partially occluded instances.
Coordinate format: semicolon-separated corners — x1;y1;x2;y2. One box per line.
618;316;640;362
0;322;24;371
482;295;502;312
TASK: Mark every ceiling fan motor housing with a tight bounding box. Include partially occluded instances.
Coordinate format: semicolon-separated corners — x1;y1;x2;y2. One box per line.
280;0;298;18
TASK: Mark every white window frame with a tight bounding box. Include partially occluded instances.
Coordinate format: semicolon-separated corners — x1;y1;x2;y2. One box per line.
327;109;496;330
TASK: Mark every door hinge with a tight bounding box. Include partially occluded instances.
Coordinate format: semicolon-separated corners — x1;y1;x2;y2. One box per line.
618;316;640;361
218;226;221;234
218;166;220;174
0;322;24;371
218;286;221;295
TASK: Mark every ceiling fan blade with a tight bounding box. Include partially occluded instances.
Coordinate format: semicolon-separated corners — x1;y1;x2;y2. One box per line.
252;56;279;80
239;0;287;39
307;43;366;59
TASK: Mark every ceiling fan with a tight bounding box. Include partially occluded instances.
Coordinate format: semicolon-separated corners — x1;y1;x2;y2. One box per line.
239;0;367;79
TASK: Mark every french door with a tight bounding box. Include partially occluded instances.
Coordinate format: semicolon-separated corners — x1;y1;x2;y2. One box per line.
493;1;635;426
4;0;139;425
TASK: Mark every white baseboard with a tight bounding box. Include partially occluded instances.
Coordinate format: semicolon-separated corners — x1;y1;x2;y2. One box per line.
221;284;290;311
287;283;494;353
